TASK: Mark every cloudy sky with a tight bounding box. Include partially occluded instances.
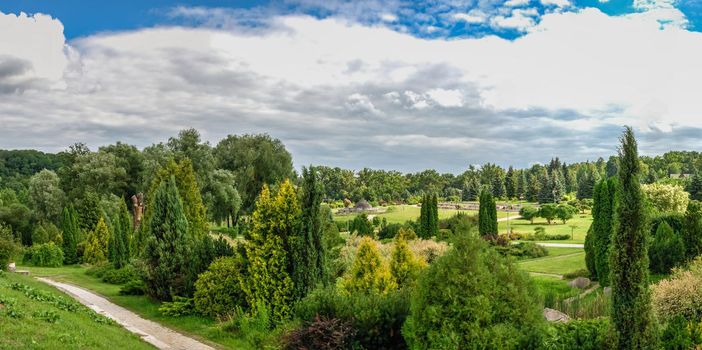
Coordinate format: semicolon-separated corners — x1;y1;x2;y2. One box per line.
1;0;702;172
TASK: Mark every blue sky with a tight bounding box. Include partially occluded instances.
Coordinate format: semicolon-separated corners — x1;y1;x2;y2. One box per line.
2;0;699;39
1;0;702;172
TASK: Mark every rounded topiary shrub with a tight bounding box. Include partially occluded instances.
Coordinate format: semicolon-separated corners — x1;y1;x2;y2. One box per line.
403;233;545;349
194;255;247;317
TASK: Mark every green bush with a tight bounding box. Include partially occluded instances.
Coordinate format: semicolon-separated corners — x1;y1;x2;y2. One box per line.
194;256;247;318
102;265;139;285
378;223;402;240
119;279;146;295
159;296;195;316
660;315;702;350
403;233;545;349
649;221;686;274
220;302;272;349
563;269;590;279
26;242;64;267
296;286;410;350
544;318;611;350
496;242;549;259
0;224;19;270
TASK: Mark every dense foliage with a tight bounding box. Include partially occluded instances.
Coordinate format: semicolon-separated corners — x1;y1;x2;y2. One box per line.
609;127;658;349
403;233;544;349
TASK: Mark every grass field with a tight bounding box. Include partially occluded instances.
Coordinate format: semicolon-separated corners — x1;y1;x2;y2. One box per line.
500;213;593;243
18;265;265;349
334;204;513;224
0;271;153;350
518;248;586;276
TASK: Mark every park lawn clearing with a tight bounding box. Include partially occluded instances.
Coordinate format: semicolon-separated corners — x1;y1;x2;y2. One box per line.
518;251;586;276
0;271;154;350
334;204;512;224
501;213;593;243
21;265;258;350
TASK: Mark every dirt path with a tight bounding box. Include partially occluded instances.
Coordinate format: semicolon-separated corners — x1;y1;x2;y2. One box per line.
497;215;522;222
36;277;215;350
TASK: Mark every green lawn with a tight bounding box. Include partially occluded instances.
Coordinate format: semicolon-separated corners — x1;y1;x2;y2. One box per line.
0;271;154;350
19;265;261;350
518;250;586;276
501;213;593;243
334;204;513;224
531;275;579;300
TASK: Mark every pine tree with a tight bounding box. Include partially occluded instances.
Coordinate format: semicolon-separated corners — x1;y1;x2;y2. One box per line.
292;166;325;300
419;194;430;238
244;181;298;324
505;166;516;199
432;193;439;237
84;216;111;264
111;200;131;269
517;171;527;200
479;189;497;236
609;127;658;349
683;200;702;259
584;225;597;278
688;173;702;201
139;159;208;252
342;237;395;294
390;231;426;287
143;176;194;300
61;206;79;264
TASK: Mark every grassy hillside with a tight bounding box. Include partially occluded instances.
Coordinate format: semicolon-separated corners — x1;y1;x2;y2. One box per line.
0;271;153;350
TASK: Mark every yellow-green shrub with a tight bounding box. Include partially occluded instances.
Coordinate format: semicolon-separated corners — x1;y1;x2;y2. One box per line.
652;257;702;321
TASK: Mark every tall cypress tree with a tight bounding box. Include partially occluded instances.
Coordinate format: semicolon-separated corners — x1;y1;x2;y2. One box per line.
61;206;80;265
419;194;430;238
682;200;702;260
589;179;614;285
609;127;657;349
293;166;325;299
111;200;131;269
143;176;193;300
479;189;497;236
432;193;439;237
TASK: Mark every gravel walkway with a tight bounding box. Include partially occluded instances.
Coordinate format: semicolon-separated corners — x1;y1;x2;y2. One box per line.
36;277;215;350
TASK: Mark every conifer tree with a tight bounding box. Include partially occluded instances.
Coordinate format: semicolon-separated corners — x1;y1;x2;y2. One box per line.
244;182;297;324
589;179;615;285
609;127;657;349
84;216;111;264
143;176;194;300
432;193;439;236
292;166;325;299
683;200;702;259
419;194;430;238
139;159;208;252
111;200;131;269
390;231;426;287
479;189;497;236
61;206;80;264
584;225;597;278
688;173;702;201
342;237;395;294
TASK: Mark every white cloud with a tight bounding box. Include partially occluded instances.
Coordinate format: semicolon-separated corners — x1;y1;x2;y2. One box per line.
541;0;571;7
427;88;463;107
505;0;531;7
490;9;539;31
453;10;487;23
2;4;702;170
0;12;69;90
380;13;397;22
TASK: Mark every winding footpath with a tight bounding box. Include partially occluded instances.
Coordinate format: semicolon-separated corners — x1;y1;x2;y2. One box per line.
36;277;215;350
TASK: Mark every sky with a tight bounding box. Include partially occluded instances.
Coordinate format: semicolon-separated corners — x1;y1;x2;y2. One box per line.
1;0;702;173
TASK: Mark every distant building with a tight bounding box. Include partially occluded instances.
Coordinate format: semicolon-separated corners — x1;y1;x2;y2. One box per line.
669;173;692;179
